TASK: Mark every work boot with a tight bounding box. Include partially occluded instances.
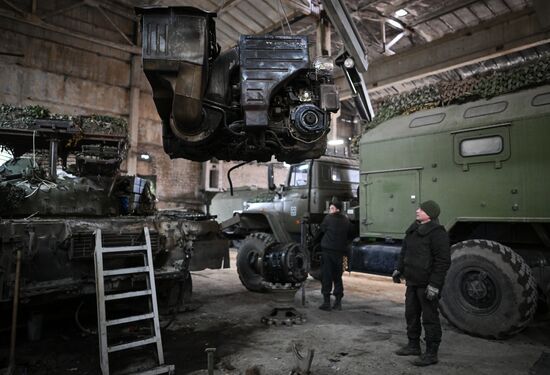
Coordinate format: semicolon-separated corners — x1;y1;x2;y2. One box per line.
412;342;439;366
332;295;342;311
319;294;331;311
395;339;421;356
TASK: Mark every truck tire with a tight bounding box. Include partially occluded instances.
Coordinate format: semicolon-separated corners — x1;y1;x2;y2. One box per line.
237;232;274;292
440;239;538;339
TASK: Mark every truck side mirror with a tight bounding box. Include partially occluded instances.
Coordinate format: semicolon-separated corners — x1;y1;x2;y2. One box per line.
268;164;276;191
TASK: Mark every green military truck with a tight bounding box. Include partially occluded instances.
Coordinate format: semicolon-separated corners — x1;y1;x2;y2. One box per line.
220;155;359;291
352;84;550;338
221;85;549;338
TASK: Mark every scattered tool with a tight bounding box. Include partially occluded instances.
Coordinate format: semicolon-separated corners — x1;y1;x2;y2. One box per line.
205;348;216;375
291;343;314;375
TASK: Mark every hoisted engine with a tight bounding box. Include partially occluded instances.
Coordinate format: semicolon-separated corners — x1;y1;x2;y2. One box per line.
138;7;340;163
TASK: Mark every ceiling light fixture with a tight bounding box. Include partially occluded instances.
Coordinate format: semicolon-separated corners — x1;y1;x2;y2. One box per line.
327;139;344;146
394;9;408;17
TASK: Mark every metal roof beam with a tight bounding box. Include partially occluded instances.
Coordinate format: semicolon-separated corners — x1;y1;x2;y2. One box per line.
336;8;550;99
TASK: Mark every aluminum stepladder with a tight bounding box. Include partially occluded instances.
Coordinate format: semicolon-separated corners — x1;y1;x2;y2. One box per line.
94;227;174;375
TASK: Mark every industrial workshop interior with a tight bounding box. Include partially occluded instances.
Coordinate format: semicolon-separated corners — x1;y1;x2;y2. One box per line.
1;0;549;374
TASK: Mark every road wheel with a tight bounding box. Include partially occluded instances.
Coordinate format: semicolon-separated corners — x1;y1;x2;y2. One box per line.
237;232;274;292
157;273;193;314
440;239;538;339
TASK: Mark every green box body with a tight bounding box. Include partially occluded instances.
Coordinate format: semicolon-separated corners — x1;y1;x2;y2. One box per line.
359;85;550;239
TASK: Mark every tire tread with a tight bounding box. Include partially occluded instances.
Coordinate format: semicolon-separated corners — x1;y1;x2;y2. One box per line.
236;232;274;292
443;239;538;339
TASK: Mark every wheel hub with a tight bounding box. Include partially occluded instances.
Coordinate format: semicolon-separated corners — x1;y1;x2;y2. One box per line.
460;269;499;311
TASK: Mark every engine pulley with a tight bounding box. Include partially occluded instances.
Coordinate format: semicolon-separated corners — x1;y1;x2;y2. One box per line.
290;104;328;136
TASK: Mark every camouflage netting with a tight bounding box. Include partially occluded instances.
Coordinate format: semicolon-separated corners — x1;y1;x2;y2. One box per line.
0;184;25;212
0;104;128;136
351;53;550;152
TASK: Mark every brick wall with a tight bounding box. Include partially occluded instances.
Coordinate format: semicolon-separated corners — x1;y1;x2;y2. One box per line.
0;3;203;208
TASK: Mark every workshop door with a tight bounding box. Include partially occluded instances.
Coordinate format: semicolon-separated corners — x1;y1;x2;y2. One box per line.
365;169;420;237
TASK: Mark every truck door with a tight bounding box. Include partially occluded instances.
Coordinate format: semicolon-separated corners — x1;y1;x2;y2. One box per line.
363;168;421;237
282;161;311;234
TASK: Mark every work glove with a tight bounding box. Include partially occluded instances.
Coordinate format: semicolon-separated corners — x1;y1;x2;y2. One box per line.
391;270;401;284
425;285;440;301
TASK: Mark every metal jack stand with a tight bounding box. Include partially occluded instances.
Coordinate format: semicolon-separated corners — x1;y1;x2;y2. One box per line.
260;213;312;326
261;283;306;326
300;215;310;308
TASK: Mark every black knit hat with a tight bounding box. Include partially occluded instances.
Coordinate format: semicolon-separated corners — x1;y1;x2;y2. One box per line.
331;201;343;211
420;200;440;219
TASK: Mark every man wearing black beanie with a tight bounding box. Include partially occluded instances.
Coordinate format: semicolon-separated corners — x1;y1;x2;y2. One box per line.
392;200;451;366
317;200;351;311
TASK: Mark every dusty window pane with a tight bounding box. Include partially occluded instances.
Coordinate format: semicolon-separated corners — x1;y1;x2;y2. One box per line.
330;167;359;183
460;136;503;157
209;169;219;189
289;163;309;186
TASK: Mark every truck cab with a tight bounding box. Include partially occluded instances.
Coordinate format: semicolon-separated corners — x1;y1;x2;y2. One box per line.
243;156;359;241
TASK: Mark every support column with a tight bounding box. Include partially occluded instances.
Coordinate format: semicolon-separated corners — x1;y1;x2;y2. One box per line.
126;54;141;175
315;16;331;57
49;138;58;180
316;15;340;148
330;109;341;143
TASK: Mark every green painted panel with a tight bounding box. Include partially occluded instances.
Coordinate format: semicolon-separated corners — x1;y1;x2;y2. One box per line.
365;169;419;236
359;85;550;240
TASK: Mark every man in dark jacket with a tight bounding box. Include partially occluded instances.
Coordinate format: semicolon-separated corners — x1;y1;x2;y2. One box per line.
318;201;351;311
392;200;451;366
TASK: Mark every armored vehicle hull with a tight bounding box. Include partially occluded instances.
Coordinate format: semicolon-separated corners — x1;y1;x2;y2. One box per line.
0;213;228;308
0;106;229;315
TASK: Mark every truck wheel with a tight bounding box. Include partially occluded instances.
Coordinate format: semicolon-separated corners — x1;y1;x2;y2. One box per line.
440;240;538;339
237;232;274;292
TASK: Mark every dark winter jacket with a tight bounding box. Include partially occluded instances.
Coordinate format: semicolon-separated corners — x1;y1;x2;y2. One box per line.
319;213;351;254
397;220;451;288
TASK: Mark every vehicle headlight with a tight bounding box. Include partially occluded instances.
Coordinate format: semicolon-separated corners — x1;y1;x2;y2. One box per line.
313;56;334;74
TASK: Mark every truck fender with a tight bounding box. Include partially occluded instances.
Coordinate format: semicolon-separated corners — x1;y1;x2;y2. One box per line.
221;210;293;244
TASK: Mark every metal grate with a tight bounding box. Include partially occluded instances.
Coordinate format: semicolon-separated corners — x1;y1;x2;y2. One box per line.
71;231;160;259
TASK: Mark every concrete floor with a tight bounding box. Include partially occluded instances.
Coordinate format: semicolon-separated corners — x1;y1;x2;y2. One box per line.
161;250;550;375
2;250;550;374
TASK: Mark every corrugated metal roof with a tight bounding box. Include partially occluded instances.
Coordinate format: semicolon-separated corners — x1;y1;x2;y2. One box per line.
128;0;546;102
138;0;314;50
136;0;538;67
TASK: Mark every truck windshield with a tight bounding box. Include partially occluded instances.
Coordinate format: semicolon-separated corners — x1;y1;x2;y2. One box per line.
288;163;309;187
